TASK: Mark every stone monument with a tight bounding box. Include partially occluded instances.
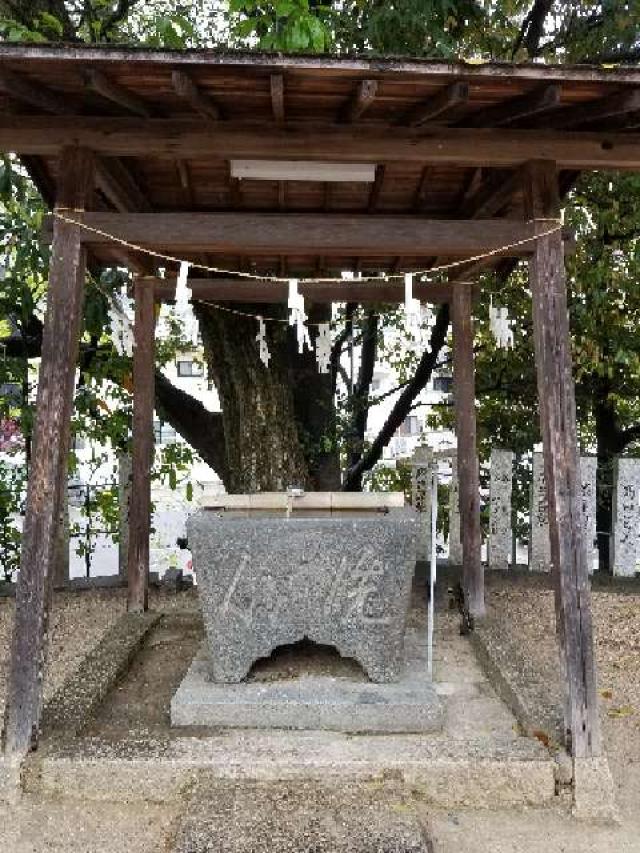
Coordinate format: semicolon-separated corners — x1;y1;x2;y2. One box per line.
411;445;433;565
187;493;417;684
611;457;640;577
529;452;550;572
448;455;463;565
488;449;513;571
579;456;598;574
530;452;598;573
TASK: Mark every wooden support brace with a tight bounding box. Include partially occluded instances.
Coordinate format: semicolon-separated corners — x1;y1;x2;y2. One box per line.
126;279;156;613
452;282;484;620
522;159;601;759
2;146;94;759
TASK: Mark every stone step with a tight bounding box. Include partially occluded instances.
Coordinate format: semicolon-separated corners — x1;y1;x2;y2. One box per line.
31;730;556;810
170;778;431;853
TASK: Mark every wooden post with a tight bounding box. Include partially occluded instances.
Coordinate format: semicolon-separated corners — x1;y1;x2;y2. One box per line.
2;147;94;758
452;283;484;619
523;159;601;759
126;280;155;612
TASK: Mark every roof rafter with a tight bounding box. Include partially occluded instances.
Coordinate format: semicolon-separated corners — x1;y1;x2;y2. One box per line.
270;73;285;123
172;70;220;121
401;81;469;127
86;69;153;118
462;83;561;128
0;67;74;114
367;164;385;213
340;79;378;123
537;87;640;129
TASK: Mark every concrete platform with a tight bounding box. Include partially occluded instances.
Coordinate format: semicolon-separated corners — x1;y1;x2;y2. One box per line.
25;609;557;811
171;644;444;733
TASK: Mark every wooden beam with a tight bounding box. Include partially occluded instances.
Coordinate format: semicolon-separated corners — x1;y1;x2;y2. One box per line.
86;69;152;117
367;164;385;212
127;278;155;613
3;117;639;170
149;276;456;304
463;84;561;128
452;281;484;620
2;146;95;759
172;70;220;121
522;159;601;760
402;82;469;127
341;79;378;123
270;74;285;123
46;212;545;257
541;88;640;129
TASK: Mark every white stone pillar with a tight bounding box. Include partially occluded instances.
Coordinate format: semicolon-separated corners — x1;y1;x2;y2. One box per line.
579;456;598;574
448;454;463;565
611;457;640;577
488;449;513;571
411;445;433;564
118;451;133;580
529;451;551;572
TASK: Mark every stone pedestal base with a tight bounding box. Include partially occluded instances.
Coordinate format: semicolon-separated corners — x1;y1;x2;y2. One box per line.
171;644;444;734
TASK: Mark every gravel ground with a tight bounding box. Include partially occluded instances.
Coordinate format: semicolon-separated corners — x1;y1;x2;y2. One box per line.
0;585;199;723
485;576;640;818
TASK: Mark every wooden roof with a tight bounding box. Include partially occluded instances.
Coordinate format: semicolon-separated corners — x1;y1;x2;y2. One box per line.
1;45;640;289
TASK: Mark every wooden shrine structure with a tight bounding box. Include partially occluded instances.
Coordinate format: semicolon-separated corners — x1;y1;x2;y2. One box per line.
2;45;640;771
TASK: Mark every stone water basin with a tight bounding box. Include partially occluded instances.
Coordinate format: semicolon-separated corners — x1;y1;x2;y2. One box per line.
187;492;417;683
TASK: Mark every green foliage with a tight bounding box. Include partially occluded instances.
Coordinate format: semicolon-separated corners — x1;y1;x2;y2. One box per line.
0;458;25;581
230;0;332;51
364;459;411;499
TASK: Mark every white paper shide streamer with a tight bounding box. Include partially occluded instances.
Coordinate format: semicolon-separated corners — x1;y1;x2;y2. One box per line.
255;316;271;367
109;285;134;357
288;278;312;354
489;297;514;349
404;273;422;339
174;261;199;345
315;323;332;374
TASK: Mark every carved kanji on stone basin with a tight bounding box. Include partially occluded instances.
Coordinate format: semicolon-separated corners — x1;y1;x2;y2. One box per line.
187;504;416;684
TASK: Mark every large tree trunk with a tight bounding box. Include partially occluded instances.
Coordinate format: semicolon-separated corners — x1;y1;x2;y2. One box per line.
196;302;339;493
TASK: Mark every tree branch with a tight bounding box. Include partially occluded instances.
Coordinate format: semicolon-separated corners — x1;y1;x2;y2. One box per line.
345;310;378;477
154;370;229;486
341;302;450;491
512;0;554;58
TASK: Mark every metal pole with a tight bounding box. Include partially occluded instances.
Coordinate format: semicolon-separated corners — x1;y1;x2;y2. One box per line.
428;463;438;680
